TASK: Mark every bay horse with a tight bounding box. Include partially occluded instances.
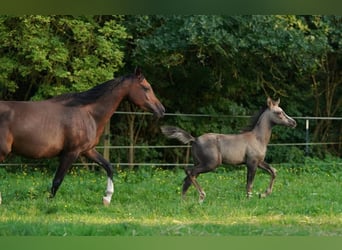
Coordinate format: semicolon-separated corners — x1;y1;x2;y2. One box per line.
161;97;296;202
0;68;165;205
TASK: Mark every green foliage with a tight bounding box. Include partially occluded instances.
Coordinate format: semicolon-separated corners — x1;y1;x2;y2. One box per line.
0;15;128;100
124;15;341;159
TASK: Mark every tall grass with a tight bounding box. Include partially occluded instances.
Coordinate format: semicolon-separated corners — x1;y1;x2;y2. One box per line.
0;158;342;236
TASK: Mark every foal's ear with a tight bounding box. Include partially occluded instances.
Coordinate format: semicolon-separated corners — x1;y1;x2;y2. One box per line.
267;97;280;108
274;98;280;106
267;97;273;108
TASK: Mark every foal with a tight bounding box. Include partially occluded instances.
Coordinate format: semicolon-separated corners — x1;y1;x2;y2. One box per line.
161;97;296;202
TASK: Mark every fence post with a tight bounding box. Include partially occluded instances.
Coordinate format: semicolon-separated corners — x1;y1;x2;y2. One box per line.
305;119;310;156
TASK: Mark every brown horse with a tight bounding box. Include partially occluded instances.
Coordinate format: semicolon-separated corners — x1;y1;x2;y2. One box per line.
161;97;296;202
0;68;165;205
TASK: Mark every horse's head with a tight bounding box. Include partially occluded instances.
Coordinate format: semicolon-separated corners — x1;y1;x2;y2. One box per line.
267;97;297;128
127;68;165;118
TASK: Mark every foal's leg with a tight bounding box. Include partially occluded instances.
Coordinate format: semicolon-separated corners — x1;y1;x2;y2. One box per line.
51;152;79;198
182;171;204;201
83;149;114;206
246;160;258;198
258;161;277;198
186;164;216;203
181;172;192;200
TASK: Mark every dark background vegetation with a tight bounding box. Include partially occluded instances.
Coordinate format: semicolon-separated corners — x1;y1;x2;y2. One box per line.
0;15;341;169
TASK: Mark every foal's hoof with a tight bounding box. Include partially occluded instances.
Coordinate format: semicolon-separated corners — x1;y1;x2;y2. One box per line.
102;196;111;206
198;192;206;204
259;193;267;199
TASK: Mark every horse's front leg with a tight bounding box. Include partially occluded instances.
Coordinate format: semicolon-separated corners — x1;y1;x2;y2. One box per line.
51;152;79;198
258;161;277;198
246;160;258;198
83;149;114;206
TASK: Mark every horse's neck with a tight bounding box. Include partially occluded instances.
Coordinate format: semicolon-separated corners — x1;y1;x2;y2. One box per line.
252;112;273;145
89;85;128;124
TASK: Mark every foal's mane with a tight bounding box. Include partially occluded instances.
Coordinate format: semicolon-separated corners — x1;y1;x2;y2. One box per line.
52;74;142;107
241;105;268;132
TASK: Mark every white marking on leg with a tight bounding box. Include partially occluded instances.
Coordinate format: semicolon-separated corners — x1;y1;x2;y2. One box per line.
103;177;114;206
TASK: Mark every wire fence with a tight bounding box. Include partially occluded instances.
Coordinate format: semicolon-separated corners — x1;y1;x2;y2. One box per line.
0;111;341;168
106;111;341;167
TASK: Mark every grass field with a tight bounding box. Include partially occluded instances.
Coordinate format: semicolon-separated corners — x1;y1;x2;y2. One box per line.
0;158;342;236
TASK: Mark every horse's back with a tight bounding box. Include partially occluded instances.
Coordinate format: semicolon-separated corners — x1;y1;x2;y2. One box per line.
194;133;248;165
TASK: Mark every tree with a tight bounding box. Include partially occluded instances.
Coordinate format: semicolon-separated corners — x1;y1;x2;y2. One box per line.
123;15;341;159
0;15;128;101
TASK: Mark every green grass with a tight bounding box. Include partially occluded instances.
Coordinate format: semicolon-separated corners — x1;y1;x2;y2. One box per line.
0;159;342;236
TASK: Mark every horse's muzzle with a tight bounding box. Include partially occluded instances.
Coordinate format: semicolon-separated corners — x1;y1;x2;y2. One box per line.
147;102;165;118
289;119;297;128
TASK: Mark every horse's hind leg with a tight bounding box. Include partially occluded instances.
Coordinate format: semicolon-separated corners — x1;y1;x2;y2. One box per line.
258;161;277;198
182;174;192;200
190;175;206;203
51;152;79;198
182;171;204;201
186;165;213;203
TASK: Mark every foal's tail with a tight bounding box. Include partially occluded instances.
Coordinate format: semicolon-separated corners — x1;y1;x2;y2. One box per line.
160;126;195;144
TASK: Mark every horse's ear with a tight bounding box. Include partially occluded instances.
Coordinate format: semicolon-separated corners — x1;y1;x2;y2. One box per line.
134;67;142;78
275;98;280;106
267;97;280;108
267;97;273;108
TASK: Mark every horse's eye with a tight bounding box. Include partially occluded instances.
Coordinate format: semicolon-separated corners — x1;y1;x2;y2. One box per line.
275;111;282;115
142;86;149;91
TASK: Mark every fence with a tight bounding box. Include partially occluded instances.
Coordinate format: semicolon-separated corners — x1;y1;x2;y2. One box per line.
0;111;341;168
103;112;341;167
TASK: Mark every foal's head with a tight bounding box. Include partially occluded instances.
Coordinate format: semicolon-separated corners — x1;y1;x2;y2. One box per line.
127;68;165;118
267;97;297;128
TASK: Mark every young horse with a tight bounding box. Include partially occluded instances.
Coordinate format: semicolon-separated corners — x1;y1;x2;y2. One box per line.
0;68;165;205
161;97;296;202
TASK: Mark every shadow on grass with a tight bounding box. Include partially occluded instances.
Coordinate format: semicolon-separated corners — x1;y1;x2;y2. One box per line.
1;220;341;236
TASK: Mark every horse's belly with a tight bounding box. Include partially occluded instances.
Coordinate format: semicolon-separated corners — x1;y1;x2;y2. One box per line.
11;128;64;158
12;139;63;158
221;150;245;165
219;138;246;165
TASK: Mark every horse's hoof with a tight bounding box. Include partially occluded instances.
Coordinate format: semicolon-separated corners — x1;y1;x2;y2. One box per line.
259;193;267;199
198;192;206;203
102;196;111;206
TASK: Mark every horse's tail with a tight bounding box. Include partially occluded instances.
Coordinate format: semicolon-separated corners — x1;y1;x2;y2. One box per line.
160;126;195;144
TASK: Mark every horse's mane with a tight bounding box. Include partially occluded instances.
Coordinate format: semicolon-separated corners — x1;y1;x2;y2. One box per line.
241;105;268;132
52;74;140;107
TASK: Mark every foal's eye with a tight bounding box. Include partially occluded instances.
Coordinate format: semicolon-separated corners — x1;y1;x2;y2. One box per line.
275;111;282;115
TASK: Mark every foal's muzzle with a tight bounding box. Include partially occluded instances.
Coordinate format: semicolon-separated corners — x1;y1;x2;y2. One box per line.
288;118;297;128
